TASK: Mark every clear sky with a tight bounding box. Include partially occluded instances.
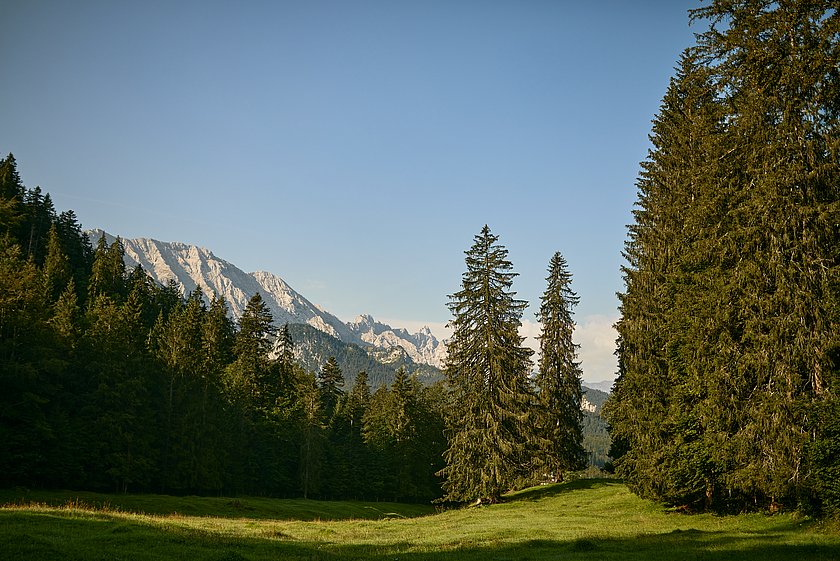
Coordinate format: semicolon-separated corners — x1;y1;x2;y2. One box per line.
2;0;700;383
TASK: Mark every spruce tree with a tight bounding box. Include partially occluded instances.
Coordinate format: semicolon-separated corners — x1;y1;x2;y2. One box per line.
607;50;727;507
0;154;25;237
439;225;534;503
230;292;275;406
88;235;127;302
318;356;344;419
610;0;840;512
535;251;585;481
43;225;71;303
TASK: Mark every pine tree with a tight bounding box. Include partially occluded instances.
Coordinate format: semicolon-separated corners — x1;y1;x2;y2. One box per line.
42;225;71;303
298;371;324;499
608;49;731;508
0;154;25;237
229;292;276;406
535;251;586;481
88;235;127;302
439;225;534;503
50;279;82;350
318;356;344;419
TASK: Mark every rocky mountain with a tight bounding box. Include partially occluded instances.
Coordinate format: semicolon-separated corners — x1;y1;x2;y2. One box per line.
288;324;442;389
89;230;445;370
348;314;447;368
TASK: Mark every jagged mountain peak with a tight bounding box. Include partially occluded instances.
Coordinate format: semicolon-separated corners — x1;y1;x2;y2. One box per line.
88;229;446;370
346;314;446;369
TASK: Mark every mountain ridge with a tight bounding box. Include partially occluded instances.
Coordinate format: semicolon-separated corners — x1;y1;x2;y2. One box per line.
89;229;446;369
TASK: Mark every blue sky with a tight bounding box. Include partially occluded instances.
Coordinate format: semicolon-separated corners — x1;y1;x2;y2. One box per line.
2;0;700;383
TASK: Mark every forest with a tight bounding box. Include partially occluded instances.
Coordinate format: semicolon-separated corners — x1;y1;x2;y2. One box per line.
0;160;447;500
0;154;589;504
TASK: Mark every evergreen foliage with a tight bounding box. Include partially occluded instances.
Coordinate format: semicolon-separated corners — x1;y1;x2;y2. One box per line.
0;158;447;501
535;252;586;480
439;225;535;503
607;1;840;513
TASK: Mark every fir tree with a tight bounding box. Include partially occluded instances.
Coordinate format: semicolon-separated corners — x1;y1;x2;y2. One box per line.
0;154;25;235
318;356;344;419
535;251;586;481
88;235;127;302
609;0;840;512
42;224;71;303
230;292;275;406
439;225;534;503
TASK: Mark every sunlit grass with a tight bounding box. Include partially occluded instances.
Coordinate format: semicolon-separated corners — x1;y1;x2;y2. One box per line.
2;480;838;560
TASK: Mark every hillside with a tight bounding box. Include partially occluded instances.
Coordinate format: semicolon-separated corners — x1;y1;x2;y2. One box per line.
3;482;837;560
286;323;442;388
581;386;611;468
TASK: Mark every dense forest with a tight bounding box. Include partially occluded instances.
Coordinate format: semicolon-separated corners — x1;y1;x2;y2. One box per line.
607;0;840;516
0;154;446;500
0;155;591;503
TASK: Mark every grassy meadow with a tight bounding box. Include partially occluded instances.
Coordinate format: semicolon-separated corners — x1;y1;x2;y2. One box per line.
2;480;838;560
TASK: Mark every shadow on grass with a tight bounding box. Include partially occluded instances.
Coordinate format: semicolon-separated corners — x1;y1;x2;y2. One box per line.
0;489;434;521
504;478;623;503
3;509;836;561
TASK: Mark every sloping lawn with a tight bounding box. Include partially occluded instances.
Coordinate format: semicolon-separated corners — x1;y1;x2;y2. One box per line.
2;480;838;560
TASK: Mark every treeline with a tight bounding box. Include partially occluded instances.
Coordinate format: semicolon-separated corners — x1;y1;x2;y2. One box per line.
607;1;840;515
0;153;445;501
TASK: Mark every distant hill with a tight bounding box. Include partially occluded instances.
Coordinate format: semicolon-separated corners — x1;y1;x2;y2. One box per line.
581;385;611;468
286;323;442;389
583;380;614;394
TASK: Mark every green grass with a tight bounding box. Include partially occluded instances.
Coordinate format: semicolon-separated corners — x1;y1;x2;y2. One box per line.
2;480;838;560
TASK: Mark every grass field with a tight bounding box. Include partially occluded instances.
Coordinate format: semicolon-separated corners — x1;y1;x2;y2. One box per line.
2;480;838;560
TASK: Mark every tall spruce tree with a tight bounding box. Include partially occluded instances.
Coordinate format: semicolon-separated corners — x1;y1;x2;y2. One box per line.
318;356;344;419
609;0;840;512
439;225;534;503
535;252;585;480
607;50;728;507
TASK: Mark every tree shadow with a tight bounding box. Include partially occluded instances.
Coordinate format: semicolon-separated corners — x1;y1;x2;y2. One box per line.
504;478;623;502
3;505;837;561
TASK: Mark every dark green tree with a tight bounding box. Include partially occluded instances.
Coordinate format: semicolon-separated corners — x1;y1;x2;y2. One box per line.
228;292;276;407
318;356;344;419
42;224;71;303
298;371;325;499
609;0;840;512
88;235;127;302
535;251;586;481
0;154;25;237
439;225;534;503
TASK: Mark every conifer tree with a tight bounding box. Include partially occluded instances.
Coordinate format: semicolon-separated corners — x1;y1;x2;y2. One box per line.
535;251;585;480
0;154;25;237
439;225;534;503
50;279;82;350
609;0;840;512
43;225;71;303
318;356;344;419
88;235;127;302
298;371;324;499
229;292;275;405
608;47;735;507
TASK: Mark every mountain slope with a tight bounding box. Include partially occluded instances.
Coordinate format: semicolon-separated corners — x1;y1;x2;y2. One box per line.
347;314;446;368
89;230;444;368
